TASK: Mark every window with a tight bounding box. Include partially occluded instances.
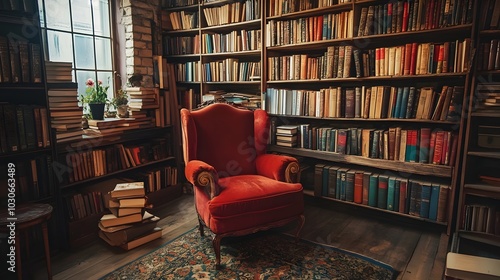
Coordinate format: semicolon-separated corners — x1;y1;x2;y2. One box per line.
39;0;114;100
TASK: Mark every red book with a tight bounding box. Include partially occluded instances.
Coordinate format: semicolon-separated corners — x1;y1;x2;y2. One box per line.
316;16;323;41
354;172;363;204
432;131;444;164
404;43;412;75
399;179;408;213
419;128;431;163
448;133;458;167
443;131;452;165
428;130;437;163
409;43;418;75
402;1;409;32
440;131;449;165
375;48;381;76
442;42;450;73
426;0;435;30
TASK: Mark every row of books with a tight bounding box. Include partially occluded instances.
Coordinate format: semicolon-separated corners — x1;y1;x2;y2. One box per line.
203;60;260;82
202;29;261;54
268;0;351;17
0;36;42;84
203;0;260;27
314;164;450;222
167;10;199;30
265;85;463;122
0;156;53;203
278;125;457;166
266;11;354;47
163;35;201;55
62;139;171;184
462;204;500;235
178;88;200;110
99;182;162;250
0;104;50;154
128;166;178;193
65;191;106;221
481;0;500;30
267;39;471;81
0;0;36;12
358;0;474;37
175;61;200;82
160;0;197;8
477;39;500;71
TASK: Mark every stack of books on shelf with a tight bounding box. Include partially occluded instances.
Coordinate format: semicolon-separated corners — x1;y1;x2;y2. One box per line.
276;125;298;147
476;83;500;111
46;61;83;142
126;87;158;127
86;117;155;137
99;182;162;250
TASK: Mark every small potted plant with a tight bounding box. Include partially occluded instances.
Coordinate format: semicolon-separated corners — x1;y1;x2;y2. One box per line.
80;78;110;120
113;88;129;118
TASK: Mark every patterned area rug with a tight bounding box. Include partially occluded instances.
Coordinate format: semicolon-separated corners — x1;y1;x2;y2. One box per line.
100;227;395;279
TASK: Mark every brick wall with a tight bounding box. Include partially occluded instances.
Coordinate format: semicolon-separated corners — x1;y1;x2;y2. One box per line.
118;0;161;87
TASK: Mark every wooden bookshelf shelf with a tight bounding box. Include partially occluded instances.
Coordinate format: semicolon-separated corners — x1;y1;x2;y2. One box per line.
59;156;175;190
457;231;500;248
479;29;500;36
0;147;52;160
162;3;198;12
471;110;500;117
268;113;460;125
267;37;353;52
201;19;261;32
467;151;500;159
163;28;199;35
204;81;260;85
201;0;236;8
268;145;453;178
464;184;500;199
266;3;353;20
165;54;200;59
0;84;45;90
201;50;261;58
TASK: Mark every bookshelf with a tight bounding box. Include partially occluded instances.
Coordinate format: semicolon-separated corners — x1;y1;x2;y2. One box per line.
451;0;500;259
160;0;491;238
0;0;60;271
161;0;262;110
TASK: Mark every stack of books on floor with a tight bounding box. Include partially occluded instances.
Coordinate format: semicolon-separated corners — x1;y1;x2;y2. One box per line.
276;125;298;147
46;61;83;143
98;182;162;250
127;87;159;128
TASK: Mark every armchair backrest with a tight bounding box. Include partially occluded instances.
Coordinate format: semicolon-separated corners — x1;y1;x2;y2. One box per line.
181;103;270;178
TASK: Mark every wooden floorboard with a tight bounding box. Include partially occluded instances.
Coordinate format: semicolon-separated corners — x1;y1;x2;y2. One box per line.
32;194;447;280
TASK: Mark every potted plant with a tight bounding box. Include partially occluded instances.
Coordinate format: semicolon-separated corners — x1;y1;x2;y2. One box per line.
113;88;129;118
80;78;110;120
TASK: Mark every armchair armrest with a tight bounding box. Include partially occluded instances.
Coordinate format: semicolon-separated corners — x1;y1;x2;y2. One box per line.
255;154;301;183
185;160;220;199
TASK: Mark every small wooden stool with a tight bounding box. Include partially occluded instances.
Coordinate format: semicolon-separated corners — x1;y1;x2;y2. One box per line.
0;203;53;280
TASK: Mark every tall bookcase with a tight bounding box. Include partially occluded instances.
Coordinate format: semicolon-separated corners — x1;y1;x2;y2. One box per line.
160;0;482;236
0;0;59;270
451;0;500;259
161;0;262;110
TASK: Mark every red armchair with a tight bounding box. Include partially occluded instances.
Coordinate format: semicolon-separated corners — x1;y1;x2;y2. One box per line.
180;103;305;268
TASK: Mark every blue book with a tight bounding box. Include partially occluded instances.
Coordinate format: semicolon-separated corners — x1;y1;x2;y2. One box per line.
322;165;331;197
420;183;432;219
368;174;378;207
399;86;409;118
394;87;403;118
405;87;416;119
329;129;337;152
428;184;440;221
340;169;348;201
394;179;400;212
387;177;396;211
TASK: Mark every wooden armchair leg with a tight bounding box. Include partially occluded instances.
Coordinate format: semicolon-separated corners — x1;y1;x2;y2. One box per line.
294;215;305;241
213;235;223;269
198;218;205;237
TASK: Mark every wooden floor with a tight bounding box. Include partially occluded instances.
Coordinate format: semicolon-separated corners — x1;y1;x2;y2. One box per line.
32;194;448;280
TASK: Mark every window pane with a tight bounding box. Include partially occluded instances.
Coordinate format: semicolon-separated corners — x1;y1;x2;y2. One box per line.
93;0;110;37
76;70;96;98
47;30;73;62
74;34;95;69
95;37;112;70
72;0;93;34
97;71;114;101
45;0;71;31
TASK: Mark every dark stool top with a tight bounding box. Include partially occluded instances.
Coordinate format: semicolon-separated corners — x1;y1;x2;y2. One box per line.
0;203;53;230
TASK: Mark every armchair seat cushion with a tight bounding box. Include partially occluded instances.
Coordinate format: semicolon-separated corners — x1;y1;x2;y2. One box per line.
197;175;303;234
